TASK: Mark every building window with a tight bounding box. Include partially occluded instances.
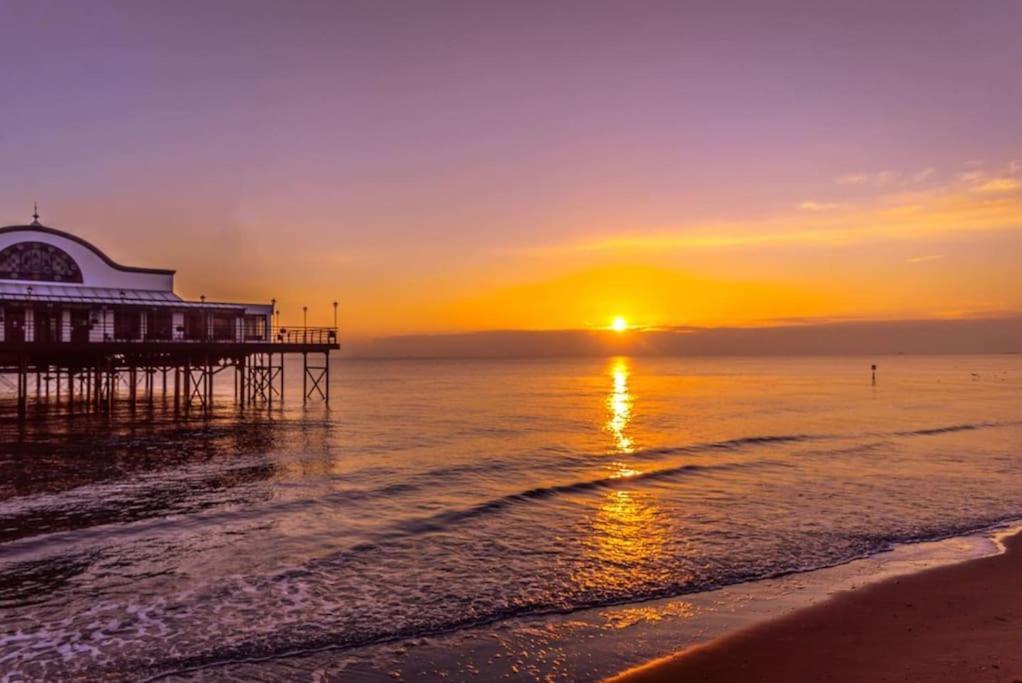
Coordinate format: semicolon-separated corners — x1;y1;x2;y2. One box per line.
211;314;235;341
0;242;84;282
149;310;173;340
70;309;90;344
34;307;60;343
115;310;141;340
4;307;25;343
184;312;205;340
244;314;267;341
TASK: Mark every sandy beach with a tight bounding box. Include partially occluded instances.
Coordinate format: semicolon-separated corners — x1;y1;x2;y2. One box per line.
610;529;1022;683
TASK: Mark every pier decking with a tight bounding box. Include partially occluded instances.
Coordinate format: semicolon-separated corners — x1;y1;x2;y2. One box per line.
0;215;339;417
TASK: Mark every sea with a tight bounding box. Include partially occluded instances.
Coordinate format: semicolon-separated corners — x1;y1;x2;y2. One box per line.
1;354;1020;681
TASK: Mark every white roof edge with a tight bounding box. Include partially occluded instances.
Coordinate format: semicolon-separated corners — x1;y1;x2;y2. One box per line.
0;294;244;310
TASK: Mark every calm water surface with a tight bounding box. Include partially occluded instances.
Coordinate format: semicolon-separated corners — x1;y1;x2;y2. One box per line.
1;355;1021;680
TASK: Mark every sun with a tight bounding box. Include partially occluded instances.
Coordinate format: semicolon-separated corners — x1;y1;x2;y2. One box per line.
611;316;628;333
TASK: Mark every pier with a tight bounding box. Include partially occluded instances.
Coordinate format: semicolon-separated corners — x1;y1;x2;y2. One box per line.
0;213;339;418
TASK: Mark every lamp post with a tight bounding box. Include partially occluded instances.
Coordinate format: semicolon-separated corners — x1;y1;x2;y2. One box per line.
303;306;308;343
332;301;338;329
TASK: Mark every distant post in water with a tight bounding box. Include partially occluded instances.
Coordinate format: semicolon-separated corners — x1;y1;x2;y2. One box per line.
871;364;877;385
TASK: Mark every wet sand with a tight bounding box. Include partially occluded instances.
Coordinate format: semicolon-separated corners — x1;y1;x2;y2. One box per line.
610;530;1022;683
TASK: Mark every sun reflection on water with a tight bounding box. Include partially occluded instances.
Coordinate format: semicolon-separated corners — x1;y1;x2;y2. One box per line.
572;357;677;594
606;357;633;453
574;488;670;593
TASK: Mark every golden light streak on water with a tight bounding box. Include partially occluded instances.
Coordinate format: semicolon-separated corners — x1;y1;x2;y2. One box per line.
606;357;633;453
575;488;670;593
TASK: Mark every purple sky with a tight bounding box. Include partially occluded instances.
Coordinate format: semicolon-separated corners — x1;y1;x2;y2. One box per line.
1;1;1020;337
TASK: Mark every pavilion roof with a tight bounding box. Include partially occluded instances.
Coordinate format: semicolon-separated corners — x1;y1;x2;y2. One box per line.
0;282;245;310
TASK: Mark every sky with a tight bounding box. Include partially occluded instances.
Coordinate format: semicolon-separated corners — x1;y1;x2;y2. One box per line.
1;0;1020;343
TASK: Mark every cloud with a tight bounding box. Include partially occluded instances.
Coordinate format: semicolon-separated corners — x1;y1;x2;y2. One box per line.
838;167;936;188
798;201;841;211
836;171;897;186
907;254;944;263
530;174;1022;257
976;177;1022;193
958;169;985;183
952;161;1022;192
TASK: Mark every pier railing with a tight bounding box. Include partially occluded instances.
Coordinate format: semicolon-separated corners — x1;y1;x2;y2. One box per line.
271;327;337;345
0;321;338;346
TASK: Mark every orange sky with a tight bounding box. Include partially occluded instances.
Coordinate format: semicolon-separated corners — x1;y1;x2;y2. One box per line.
47;166;1018;338
10;153;1021;341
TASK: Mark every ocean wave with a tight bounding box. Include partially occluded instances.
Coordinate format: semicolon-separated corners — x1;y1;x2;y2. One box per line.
133;513;1022;683
389;459;786;536
3;419;1014;555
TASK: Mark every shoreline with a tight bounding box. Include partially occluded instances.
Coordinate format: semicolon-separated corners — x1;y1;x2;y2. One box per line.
608;527;1022;682
204;523;1013;681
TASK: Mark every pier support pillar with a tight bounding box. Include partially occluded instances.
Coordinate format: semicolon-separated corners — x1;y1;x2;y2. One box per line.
174;366;181;413
239;356;246;408
17;356;26;417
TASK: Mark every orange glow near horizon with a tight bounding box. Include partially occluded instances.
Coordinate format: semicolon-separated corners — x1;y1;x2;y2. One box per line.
30;159;1022;340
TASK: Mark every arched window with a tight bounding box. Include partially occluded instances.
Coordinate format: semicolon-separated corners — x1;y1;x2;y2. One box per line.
0;241;83;283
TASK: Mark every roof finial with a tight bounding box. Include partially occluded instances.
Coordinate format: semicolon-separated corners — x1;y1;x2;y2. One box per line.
31;202;40;226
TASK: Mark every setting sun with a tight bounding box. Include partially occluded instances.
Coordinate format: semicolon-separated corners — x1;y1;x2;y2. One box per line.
611;316;629;333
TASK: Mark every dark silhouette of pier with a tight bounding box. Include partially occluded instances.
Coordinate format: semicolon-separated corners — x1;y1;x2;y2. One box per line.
0;325;338;417
0;215;339;419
